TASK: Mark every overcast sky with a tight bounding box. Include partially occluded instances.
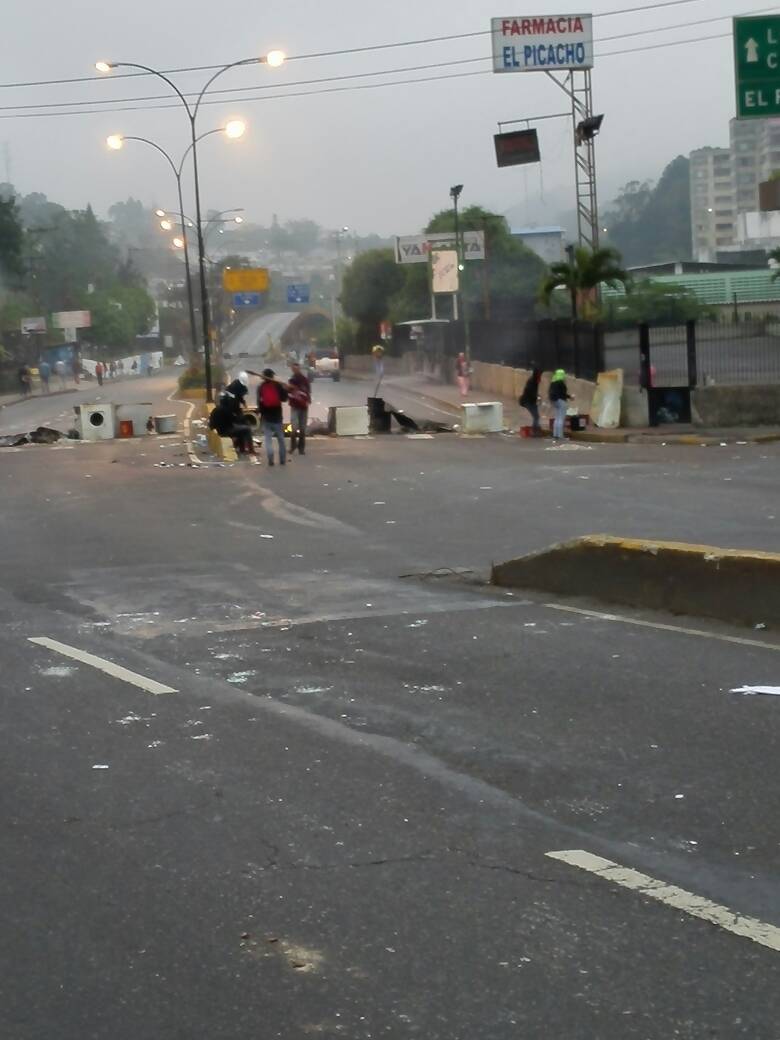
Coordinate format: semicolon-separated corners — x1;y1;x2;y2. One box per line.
0;0;769;236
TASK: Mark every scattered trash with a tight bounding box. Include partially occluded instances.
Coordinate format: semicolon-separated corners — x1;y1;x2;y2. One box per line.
191;733;212;741
147;740;164;749
755;623;768;631
731;685;780;697
38;665;75;677
260;534;274;540
227;670;257;685
0;433;29;447
29;426;62;444
92;764;110;770
674;794;685;799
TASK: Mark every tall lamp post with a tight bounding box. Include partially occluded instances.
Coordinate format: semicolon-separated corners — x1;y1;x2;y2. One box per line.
106;126;245;354
97;48;285;400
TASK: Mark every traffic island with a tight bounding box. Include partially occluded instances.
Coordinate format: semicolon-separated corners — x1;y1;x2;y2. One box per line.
491;535;780;628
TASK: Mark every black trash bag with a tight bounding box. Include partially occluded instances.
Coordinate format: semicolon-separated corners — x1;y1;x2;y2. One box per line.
0;433;28;447
29;426;62;444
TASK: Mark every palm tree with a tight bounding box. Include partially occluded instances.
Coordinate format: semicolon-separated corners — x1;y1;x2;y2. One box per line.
539;245;629;318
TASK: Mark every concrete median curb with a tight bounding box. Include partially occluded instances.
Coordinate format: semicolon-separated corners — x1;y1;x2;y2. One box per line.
491;534;780;628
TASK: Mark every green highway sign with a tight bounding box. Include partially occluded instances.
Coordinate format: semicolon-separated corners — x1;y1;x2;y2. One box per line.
735;15;780;118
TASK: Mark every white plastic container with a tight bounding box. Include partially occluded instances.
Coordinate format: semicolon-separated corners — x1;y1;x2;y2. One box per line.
460;401;504;434
328;405;369;436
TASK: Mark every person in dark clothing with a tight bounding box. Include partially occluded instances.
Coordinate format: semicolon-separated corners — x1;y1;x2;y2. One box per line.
549;368;572;440
222;372;250;412
519;367;542;436
208;398;254;455
257;368;289;466
287;361;311;456
18;365;31;396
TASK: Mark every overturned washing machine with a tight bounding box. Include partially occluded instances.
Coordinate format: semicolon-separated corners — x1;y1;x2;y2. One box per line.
77;403;118;441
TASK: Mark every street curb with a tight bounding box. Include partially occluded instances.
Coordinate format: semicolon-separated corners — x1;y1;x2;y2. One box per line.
0;388;79;410
491;534;780;629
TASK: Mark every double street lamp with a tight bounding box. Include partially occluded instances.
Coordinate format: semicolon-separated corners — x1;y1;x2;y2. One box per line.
97;48;286;400
106;125;246;352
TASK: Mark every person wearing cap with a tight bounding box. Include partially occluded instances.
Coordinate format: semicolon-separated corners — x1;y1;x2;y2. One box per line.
257;368;289;466
549;368;573;440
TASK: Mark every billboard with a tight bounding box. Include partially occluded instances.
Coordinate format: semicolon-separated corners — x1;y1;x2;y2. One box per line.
395;230;486;264
223;268;270;293
495;128;541;167
431;250;460;294
52;310;91;330
21;316;47;334
492;14;594;73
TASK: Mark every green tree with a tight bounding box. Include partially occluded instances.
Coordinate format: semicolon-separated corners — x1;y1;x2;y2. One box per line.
424;205;547;319
340;248;404;347
605;279;704;325
284;219;320;255
0;196;25;285
539;245;629;318
87;284;156;349
603;156;692;266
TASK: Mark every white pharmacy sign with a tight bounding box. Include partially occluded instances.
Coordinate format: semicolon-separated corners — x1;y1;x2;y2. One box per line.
492;14;594;72
395;230;485;265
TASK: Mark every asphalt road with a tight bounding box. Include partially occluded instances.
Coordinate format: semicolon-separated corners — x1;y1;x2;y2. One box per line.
223;312;300;358
1;386;779;1039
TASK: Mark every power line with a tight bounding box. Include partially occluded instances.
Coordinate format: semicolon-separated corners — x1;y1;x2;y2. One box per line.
0;0;708;92
0;29;740;123
0;5;773;114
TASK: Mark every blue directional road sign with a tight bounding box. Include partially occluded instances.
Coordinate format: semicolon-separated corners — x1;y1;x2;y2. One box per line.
232;292;263;308
287;283;311;305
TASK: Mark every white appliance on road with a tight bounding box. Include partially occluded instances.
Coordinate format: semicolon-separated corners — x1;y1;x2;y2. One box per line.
79;403;117;441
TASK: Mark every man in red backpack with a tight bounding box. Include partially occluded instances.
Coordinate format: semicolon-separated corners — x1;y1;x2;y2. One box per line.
257;368;289;466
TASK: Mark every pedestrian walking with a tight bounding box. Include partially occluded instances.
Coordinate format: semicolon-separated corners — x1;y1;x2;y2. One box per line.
549;368;572;441
455;352;470;398
55;359;67;390
71;356;81;385
95;361;104;387
38;360;51;394
109;360;117;379
257;368;289;467
519;367;543;436
288;361;311;456
18;365;31;397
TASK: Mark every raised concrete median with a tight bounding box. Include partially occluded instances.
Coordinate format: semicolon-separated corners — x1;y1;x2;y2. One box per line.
491;535;780;628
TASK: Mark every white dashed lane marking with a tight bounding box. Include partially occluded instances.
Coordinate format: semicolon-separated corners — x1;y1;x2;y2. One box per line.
28;637;177;695
547;850;780;953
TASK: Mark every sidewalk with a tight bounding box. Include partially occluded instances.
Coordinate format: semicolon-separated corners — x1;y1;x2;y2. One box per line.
0;387;79;410
374;373;780;446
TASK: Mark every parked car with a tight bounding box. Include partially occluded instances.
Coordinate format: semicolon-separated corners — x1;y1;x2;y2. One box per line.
306;347;340;381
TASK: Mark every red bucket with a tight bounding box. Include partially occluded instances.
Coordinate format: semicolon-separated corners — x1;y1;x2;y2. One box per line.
119;419;134;438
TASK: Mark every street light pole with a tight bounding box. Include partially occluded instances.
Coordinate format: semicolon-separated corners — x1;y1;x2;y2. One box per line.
98;49;284;400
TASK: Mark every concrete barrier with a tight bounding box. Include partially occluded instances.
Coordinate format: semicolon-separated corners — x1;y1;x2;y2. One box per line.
692;384;780;427
491;534;780;628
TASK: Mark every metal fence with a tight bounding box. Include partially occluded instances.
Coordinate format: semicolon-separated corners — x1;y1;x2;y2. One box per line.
607;320;780;387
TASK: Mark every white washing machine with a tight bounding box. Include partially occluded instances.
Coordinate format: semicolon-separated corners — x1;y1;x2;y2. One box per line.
79;403;117;441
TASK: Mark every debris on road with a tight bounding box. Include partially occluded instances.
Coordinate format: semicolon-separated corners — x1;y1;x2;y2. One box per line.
731;685;780;697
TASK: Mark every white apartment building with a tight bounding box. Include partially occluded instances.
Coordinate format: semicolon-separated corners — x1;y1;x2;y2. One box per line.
690;118;780;260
